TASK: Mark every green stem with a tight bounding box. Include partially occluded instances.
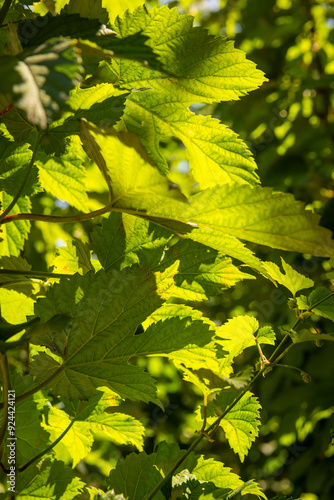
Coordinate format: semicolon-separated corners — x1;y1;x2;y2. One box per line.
0;366;63;410
270;343;294;368
0;279;45;289
275;363;305;374
145;288;334;499
0;203;111;225
19;418;75;472
145;432;206;500
0;0;12;26
0;134;41;223
267;289;334;365
0;269;70;279
0;354;10;444
144;364;268;500
306;290;334;310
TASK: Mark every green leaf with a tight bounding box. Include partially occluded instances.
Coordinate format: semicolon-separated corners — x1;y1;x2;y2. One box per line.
43;83;127;155
121;91;259;187
153;442;266;499
0;255;36;296
44;391;146;466
216;315;269;370
289;328;334;344
263;258;314;297
296;287;334;322
41;405;94;467
82;124;334;259
92;213;252;299
192;457;266;498
2;372;50;465
55;0;108;23
16;459;85;499
52;238;94;275
213;391;261;462
91;212;173;272
112;5;266;103
108;451;165;500
257;325;276;345
144;303;221;374
0;193;31;256
19;14;101;49
0;287;36;323
0;138;40;197
0;38;83;128
36;137;89;211
103;0;144;23
31;266;176;404
156;239;254;301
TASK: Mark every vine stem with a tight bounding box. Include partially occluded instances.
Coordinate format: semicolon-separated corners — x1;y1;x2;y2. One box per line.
145;288;334;500
0;134;41;224
0;353;10;444
0;269;71;279
145;365;268;500
19;418;75;472
0;0;12;26
0;204;112;225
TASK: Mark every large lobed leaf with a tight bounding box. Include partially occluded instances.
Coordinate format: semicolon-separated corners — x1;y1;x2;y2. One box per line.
119;90;259;187
30;265;217;405
111;5;266;103
204;391;262;462
82;124;334;260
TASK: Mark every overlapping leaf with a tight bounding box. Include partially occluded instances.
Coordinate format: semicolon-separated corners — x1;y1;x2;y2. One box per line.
31;265;213;404
119;90;259;187
109;451;165;500
91;213;252;300
82;124;334;264
296;286;334;322
216;316;275;371
52;238;94;275
16;459;84;499
155;239;254;301
36;137;90;211
201;391;261;462
91;212;172;272
0;138;39;197
112;5;266;103
154;441;266;499
42;83;127;155
0;38;83;128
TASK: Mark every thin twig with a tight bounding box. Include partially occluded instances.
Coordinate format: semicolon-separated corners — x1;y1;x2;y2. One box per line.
19;418;75;472
0;203;111;225
0;269;71;279
0;0;13;26
144;287;334;499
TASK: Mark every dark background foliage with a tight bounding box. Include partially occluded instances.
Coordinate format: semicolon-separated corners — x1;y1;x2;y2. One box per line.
1;1;333;499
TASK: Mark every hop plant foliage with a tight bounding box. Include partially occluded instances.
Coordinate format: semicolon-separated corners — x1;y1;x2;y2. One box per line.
0;1;334;499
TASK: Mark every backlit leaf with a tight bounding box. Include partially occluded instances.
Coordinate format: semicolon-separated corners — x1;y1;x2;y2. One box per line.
0;193;31;256
263;257;314;297
112;5;266;103
213;391;261;462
